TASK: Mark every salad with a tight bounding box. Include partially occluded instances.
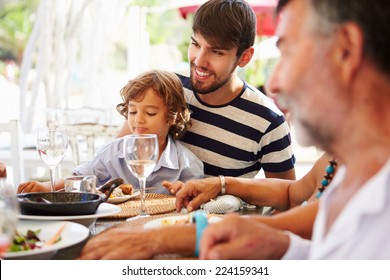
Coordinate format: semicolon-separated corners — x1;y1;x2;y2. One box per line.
8;224;65;252
8;229;44;252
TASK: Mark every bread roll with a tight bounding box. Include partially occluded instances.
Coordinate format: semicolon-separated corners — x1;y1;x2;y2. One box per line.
119;183;133;195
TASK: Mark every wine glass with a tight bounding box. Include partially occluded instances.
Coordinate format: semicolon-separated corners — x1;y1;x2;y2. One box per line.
0;186;19;258
123;134;158;220
36;126;68;192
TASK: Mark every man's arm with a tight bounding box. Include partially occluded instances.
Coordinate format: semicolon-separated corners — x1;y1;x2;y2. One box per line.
264;168;296;180
251;201;318;239
79;223;196;259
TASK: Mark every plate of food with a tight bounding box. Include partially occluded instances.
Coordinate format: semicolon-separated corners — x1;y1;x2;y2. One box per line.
143;214;223;229
3;220;89;260
100;183;138;204
18;202;121;228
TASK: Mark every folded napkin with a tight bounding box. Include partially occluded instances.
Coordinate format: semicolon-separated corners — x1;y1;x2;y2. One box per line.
200;195;243;214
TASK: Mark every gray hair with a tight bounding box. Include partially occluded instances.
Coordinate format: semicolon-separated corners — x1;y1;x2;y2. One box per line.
277;0;390;77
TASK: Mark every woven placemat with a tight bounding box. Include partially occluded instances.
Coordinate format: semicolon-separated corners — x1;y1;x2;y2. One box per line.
106;193;176;218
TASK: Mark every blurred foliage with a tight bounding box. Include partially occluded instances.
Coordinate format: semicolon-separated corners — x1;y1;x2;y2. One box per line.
128;0;191;62
129;0;180;45
0;0;273;86
176;14;193;63
0;0;38;64
241;50;278;89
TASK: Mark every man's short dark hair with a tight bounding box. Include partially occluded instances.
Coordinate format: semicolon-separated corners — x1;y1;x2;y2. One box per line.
192;0;257;58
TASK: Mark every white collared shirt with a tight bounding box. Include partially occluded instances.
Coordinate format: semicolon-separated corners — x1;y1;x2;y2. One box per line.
283;159;390;259
73;135;204;194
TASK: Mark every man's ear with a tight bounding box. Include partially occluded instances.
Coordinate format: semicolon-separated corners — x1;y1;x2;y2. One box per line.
238;47;255;67
334;22;364;84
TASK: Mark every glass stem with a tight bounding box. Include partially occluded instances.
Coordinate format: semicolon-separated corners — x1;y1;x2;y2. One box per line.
139;177;147;215
49;167;56;192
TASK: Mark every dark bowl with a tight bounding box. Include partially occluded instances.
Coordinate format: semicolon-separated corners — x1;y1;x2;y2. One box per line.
17;192;105;216
17;178;124;216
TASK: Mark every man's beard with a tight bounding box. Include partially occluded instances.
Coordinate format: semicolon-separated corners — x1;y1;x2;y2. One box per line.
292;116;334;152
190;63;235;95
278;94;333;150
291;118;317;147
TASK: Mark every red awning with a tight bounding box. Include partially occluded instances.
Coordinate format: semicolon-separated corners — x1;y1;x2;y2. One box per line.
178;0;277;36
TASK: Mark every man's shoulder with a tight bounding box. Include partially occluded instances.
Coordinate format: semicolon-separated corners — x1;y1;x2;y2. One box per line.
173;139;201;161
241;82;283;115
175;73;193;91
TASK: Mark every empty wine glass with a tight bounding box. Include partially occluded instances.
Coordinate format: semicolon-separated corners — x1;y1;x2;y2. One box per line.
36;126;68;192
123;134;158;220
0;186;19;258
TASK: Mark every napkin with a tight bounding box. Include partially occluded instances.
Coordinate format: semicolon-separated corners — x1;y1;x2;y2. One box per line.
200;195;243;214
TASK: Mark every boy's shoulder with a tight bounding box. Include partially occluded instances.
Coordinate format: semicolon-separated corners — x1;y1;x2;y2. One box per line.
95;137;124;158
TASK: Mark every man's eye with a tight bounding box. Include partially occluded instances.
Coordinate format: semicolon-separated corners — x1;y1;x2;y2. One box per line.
211;50;224;55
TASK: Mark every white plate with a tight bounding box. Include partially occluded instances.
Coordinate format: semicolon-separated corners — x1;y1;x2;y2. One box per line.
107;191;140;204
3;220;89;260
18;203;121;227
143;214;223;229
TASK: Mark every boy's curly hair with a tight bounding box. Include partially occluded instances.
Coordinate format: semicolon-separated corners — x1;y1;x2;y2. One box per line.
116;70;191;140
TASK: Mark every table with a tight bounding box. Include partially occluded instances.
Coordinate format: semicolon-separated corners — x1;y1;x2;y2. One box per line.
51;196;263;260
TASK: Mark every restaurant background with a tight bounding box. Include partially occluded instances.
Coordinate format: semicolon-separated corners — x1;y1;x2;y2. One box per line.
0;0;321;186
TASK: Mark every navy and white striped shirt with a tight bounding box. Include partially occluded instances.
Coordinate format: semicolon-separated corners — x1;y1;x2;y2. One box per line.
177;74;295;178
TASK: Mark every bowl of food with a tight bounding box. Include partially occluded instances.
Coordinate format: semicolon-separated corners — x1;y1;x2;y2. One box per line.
17;178;123;216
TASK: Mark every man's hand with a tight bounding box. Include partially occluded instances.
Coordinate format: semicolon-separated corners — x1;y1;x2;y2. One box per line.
78;225;158;259
174;177;221;212
200;215;290;260
78;223;196;259
0;162;7;179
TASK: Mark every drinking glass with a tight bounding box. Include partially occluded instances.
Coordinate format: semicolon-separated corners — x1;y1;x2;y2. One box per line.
0;187;19;257
64;175;97;193
64;175;98;234
123;134;158;220
36;127;68;192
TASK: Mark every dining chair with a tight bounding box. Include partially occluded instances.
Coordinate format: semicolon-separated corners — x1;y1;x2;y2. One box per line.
62;107;108;125
65;122;120;166
0;120;25;186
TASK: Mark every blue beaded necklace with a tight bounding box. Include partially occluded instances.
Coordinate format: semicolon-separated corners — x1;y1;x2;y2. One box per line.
316;159;338;198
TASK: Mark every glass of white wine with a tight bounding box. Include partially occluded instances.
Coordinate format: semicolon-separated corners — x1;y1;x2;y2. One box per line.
36;126;68;192
123;134;158;220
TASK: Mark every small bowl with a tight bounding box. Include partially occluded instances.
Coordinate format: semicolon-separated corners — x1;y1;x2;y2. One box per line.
17;178;124;216
17;192;106;216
